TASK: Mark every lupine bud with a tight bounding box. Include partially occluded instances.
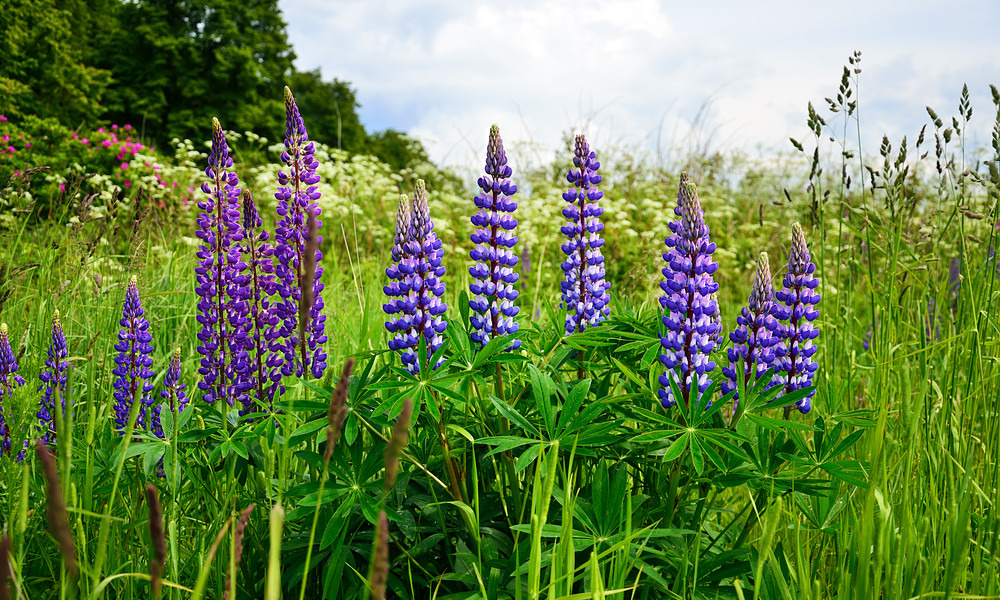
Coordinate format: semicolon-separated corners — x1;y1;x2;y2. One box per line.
658;174;720;409
112;276;156;436
382;182;448;374
161;348;188;414
38;311;70;446
774;223;821;413
560;135;610;334
195;118;246;407
0;323;25;457
722;253;779;401
469;125;520;350
273;87;327;382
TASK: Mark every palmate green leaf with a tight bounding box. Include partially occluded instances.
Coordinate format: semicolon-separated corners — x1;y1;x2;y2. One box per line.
630;430;681;444
746;413;813;432
610;357;645;388
690;435;705;473
490;396;540;437
477;435;537;458
289;418;327;447
662;432;689;462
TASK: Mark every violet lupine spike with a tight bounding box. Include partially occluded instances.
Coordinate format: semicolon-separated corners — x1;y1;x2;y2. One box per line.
560;135;610;334
773;223;821;414
469;125;520;350
658;173;721;409
37;311;70;446
162;348;188;414
382;181;448;374
721;252;779;401
195;118;245;407
240;190;281;415
112;276;156;436
273;86;327;381
383;195;413;359
0;323;25;457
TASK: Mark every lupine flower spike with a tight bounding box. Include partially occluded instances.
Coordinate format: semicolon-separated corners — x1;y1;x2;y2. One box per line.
0;323;25;457
469;125;520;350
240;190;280;414
658;173;720;409
722;253;779;403
195;118;246;407
161;348;188;416
560;134;610;334
273;86;327;381
112;276;156;436
38;310;70;446
382;182;448;374
774;223;821;414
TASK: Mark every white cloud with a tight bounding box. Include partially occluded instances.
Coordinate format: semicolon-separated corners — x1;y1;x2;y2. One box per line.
281;0;1000;171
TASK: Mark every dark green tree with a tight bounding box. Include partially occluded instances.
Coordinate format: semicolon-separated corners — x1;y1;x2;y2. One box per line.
98;0;295;147
0;0;111;123
367;128;430;172
287;70;369;153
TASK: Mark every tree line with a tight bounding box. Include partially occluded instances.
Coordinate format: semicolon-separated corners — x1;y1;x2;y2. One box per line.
0;0;428;170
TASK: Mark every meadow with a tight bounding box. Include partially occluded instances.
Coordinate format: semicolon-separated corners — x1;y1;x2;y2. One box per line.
0;56;998;600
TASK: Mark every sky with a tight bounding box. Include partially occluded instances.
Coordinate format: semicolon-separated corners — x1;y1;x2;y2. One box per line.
279;0;1000;171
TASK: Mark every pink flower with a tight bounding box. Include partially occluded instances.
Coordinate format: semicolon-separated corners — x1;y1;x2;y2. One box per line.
121;162;129;170
7;146;13;153
97;128;105;133
102;140;112;148
124;124;132;130
58;184;66;191
25;143;30;149
124;180;132;188
1;135;8;142
81;138;89;145
0;115;7;122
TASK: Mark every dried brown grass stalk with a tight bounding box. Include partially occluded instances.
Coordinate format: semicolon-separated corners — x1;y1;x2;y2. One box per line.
223;504;255;600
384;399;413;491
35;440;77;577
145;484;166;598
324;358;354;463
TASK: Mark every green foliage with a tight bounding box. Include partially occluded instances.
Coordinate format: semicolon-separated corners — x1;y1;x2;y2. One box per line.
98;0;295;147
0;0;112;123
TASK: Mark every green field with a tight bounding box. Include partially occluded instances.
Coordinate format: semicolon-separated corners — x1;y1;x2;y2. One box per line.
0;51;999;600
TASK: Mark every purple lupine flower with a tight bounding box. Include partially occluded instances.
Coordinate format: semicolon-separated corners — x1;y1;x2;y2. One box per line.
239;190;280;415
161;348;188;414
560;135;610;334
194;118;246;407
721;252;779;401
862;325;872;351
469;125;520;350
112;276;156;435
658;173;720;409
382;181;448;374
0;323;25;457
773;223;821;413
708;293;723;347
273;86;327;381
38;311;70;446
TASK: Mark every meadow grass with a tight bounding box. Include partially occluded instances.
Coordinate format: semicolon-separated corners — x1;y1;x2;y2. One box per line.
0;60;998;600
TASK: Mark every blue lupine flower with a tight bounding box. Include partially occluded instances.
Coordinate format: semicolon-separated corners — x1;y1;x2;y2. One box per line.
773;223;821;413
0;323;25;457
560;135;610;334
112;276;156;435
658;173;720;409
382;181;448;374
195;118;247;407
722;252;779;401
273;87;327;381
469;125;520;350
38;311;70;446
